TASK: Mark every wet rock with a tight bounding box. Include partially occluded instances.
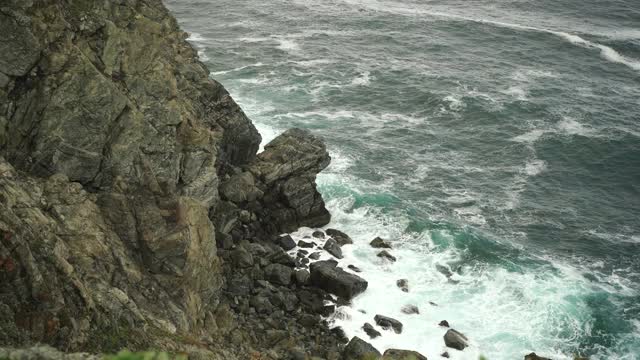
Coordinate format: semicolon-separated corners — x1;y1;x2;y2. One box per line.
444;329;468;350
439;320;450;327
436;264;454;278
326;228;353;246
524;353;552;360
370;237;392;248
401;305;419;315
323;238;343;259
396;279;409;292
441;352;450;358
309;252;321;260
298;240;315;248
362;323;381;339
277;235;297;251
348;265;362;273
312;230;326;239
382;349;428;360
377;250;396;262
310;261;368;300
429;301;439;306
264;263;293;286
374;315;403;334
343;336;381;360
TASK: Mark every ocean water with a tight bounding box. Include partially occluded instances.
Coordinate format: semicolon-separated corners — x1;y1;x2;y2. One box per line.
165;0;640;359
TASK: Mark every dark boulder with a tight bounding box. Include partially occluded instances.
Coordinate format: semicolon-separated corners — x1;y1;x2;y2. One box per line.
294;269;310;285
267;248;296;267
444;329;468;350
362;323;381;339
348;264;362;273
436;264;453;278
326;228;354;246
310;261;368;300
377;250;396;262
370;237;392;248
374;315;403;334
441;352;450;358
264;263;293;286
309;252;321;260
250;296;274;314
343;336;381;360
382;349;428;360
298;240;315;248
324;238;344;259
313;230;326;238
230;246;254;268
524;353;552;360
438;320;450;327
396;279;409;292
401;305;420;315
277;234;297;250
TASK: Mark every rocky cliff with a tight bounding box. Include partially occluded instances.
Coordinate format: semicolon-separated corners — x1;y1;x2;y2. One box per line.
0;1;339;358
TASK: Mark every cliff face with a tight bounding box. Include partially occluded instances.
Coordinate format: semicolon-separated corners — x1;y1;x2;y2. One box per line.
0;0;333;357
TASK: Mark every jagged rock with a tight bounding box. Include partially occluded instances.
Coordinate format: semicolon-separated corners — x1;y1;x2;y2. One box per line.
326;228;353;246
401;305;420;315
524;353;552;360
382;349;428;360
309;252;321;260
439;320;450;327
370;237;392;248
310;261;368;300
374;315;403;334
231;246;254;268
323;238;343;259
348;264;362;272
294;269;311;285
277;235;297;251
377;250;397;262
264;264;293;286
396;279;409;292
221;172;263;203
362;323;381;339
444;329;468;350
298;240;316;248
343;336;381;360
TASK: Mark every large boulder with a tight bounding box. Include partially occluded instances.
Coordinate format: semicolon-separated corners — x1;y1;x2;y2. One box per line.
324;238;343;259
382;349;428;360
343;337;381;360
265;263;294;286
444;329;469;350
310;261;368;300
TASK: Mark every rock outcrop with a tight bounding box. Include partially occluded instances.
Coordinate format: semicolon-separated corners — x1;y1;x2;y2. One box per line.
0;0;334;358
310;261;369;300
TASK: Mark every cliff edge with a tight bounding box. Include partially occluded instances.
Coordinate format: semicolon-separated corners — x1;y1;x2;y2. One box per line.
0;1;339;358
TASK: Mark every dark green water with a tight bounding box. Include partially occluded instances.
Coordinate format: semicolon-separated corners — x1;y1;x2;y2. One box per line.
166;0;640;358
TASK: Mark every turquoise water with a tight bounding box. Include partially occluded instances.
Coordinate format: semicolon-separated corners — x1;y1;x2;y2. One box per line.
166;0;640;358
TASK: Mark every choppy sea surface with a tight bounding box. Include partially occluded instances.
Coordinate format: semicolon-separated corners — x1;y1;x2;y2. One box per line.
165;0;640;358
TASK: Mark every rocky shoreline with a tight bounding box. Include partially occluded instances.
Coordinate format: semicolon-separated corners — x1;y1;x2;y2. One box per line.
0;1;566;359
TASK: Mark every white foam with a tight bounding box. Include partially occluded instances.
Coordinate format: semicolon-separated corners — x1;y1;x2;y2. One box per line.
336;0;640;73
351;71;372;86
276;38;301;53
512;129;548;143
186;32;207;42
556;117;594;136
523;159;547;176
210;62;265;76
503;86;528;101
197;50;210;62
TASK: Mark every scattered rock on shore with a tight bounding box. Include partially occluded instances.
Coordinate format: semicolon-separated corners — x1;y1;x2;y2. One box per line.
374;314;403;334
377;250;397;262
348;265;362;273
524;353;552;360
401;305;420;315
323;238;343;259
396;279;409;292
312;230;326;239
343;337;381;360
383;349;428;360
439;320;450;327
326;228;354;246
370;236;392;248
277;235;297;250
362;323;382;339
298;240;315;248
310;261;368;300
444;329;469;350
